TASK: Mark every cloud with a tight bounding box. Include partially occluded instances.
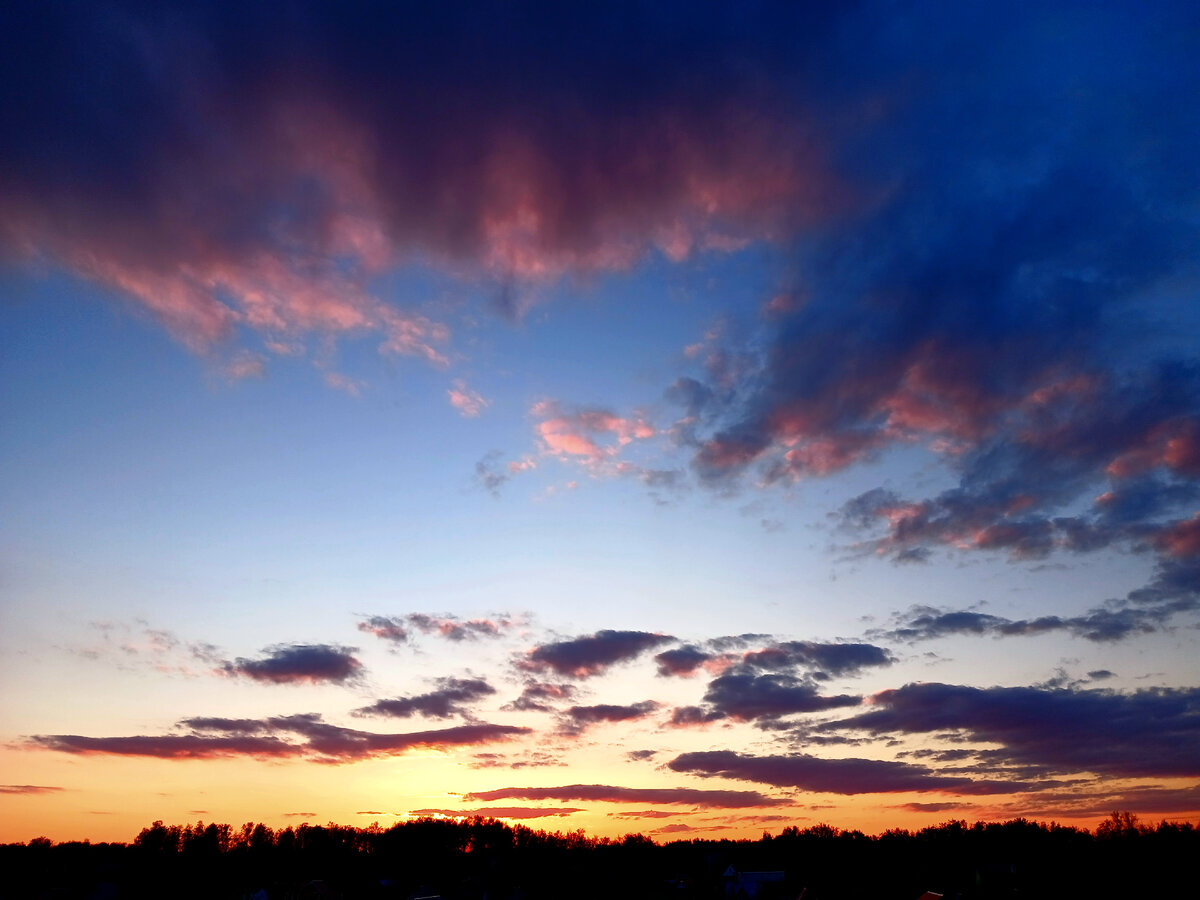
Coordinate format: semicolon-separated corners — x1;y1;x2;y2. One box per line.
463;784;786;809
503;681;579;712
355;677;496;720
653;823;698;834
590;2;1200;630
31;715;530;763
474;454;538;496
0;785;64;795
357;617;409;646
991;784;1200;820
1;4;840;362
893;802;973;813
667;751;1027;795
655;645;733;677
532;402;657;466
669;705;727;727
448;380;488;417
825;683;1200;779
663;638;891;725
697;673;862;724
558;701;659;735
406;614;511;642
468;751;566;770
740;641;894;679
69;622;224;677
221;644;362;685
518;630;674;679
359;613;513;644
876;606;1129;643
408;807;583;820
475;453;510;496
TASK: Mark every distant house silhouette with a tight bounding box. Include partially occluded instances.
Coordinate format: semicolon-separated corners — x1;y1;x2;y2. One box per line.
723;866;787;900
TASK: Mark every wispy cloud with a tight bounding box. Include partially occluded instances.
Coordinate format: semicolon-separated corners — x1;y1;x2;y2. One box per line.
503;682;580;713
0;785;65;795
355;677;496;720
448;380;489;418
358;613;514;645
557;701;660;736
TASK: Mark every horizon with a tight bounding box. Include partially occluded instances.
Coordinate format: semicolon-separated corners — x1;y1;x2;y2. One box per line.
7;809;1189;848
2;1;1199;845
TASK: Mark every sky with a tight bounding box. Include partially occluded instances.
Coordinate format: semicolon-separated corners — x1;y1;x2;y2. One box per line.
2;0;1199;844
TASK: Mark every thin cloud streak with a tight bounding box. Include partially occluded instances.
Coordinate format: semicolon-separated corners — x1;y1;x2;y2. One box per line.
408;807;583;820
31;717;530;763
463;784;787;809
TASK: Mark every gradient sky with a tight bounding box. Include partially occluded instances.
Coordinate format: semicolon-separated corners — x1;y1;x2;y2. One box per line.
3;1;1200;844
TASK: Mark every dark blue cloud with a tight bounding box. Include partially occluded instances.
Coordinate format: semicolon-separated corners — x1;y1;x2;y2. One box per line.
700;674;861;724
664;637;893;725
221;644;362;685
637;2;1200;635
667;750;1029;795
741;641;894;679
502;681;579;712
464;783;786;809
0;0;844;352
33;714;530;762
655;645;716;677
355;677;496;720
825;682;1200;779
519;630;674;679
558;701;660;735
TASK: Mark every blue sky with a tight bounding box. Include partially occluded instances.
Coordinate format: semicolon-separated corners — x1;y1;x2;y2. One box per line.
2;0;1199;841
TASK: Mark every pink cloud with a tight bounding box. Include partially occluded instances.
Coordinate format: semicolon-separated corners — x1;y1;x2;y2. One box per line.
1154;513;1200;558
2;40;845;368
324;371;365;396
533;403;656;463
1107;419;1200;479
448;380;488;417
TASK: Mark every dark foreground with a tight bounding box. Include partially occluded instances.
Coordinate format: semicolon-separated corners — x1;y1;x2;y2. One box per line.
2;813;1196;900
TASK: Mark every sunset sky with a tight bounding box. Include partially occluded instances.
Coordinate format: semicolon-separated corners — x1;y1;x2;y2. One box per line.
2;1;1199;844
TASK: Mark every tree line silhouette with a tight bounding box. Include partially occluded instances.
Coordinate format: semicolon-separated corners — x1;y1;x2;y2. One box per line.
1;812;1195;899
